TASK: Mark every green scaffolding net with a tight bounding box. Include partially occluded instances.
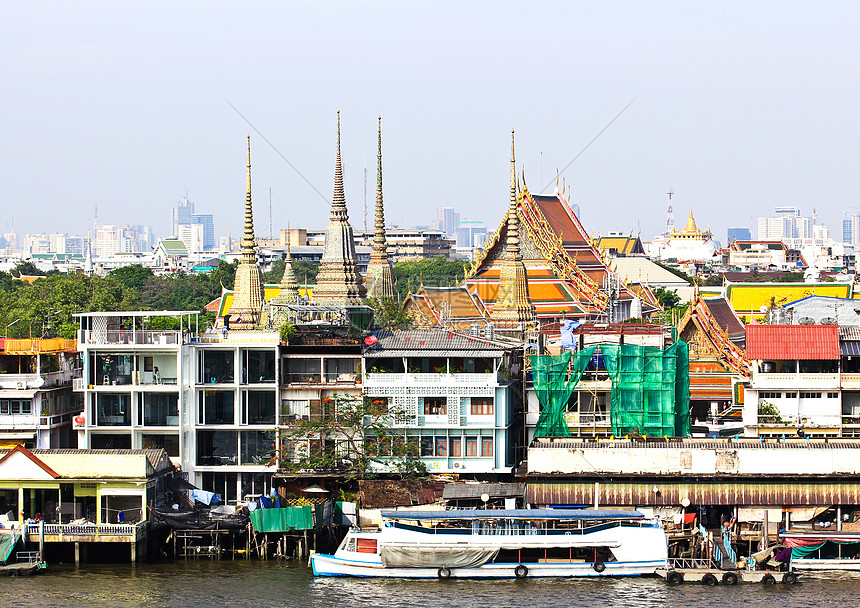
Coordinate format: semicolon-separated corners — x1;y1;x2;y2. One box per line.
532;346;598;438
602;341;690;437
531;341;690;438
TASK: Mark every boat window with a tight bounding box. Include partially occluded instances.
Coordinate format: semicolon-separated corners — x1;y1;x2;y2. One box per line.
343;537;356;552
356;538;378;554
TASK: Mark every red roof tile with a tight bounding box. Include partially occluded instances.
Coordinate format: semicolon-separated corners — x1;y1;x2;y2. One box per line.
745;325;839;360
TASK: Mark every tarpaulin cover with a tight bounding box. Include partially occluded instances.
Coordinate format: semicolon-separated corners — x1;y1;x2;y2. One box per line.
249;506;313;532
532;346;597;437
601;341;690;437
150;507;249;531
381;546;498;568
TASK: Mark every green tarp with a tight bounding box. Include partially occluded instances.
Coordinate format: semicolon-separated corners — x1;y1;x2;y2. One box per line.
0;531;19;564
533;346;598;438
531;341;691;438
249;506;313;532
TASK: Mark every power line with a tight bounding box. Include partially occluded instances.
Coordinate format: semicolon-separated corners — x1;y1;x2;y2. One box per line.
540;96;638;193
222;97;329;205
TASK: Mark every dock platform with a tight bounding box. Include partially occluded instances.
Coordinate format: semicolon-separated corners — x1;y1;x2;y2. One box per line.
657;567;800;585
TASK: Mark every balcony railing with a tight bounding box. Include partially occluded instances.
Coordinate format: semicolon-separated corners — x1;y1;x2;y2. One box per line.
753;373;840;389
365;372;497;387
284;372;358;385
25;521;146;540
79;329;180;346
0;369;81;390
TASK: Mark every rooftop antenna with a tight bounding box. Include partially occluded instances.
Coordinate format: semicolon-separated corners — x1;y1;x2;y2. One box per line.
666;188;674;235
363;166;368;234
268;186;274;240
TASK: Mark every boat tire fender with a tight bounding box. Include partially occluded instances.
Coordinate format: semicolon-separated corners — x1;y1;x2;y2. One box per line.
514;564;528;578
593;562;606;573
782;572;797;585
666;571;683;585
437;566;452;580
722;572;738;585
761;574;776;585
7;570;19;577
702;573;718;586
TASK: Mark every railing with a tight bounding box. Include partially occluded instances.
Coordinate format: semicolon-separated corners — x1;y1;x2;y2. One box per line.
25;522;146;538
669;557;717;570
365;372;497;387
80;329;180;346
842;373;860;388
753;372;840;388
2;338;77;354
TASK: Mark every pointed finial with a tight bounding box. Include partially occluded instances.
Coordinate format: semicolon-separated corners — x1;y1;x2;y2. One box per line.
241;136;257;259
331;110;347;216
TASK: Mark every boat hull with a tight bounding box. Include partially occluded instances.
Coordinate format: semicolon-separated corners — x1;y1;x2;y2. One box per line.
792;558;860;571
311;553;664;578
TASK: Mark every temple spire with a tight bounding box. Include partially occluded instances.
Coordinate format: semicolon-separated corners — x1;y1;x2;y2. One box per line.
365;116;396;300
273;225;300;305
229;136;265;326
313;111;367;305
491;130;535;330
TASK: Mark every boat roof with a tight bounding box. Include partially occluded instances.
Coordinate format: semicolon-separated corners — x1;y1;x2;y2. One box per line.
379;509;643;521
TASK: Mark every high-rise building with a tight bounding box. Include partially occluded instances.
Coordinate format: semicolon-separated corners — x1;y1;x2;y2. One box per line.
171;197;193;237
431;207;460;238
191;214;215;251
178;224;205;254
727;227;751;244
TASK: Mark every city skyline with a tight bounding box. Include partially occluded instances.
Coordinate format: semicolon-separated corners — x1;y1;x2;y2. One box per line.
4;2;860;246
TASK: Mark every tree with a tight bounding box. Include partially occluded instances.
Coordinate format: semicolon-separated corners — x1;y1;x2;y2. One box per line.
263;259;285;284
392;256;471;299
12;261;45;277
652;286;681;309
367;296;413;330
292;260;320;284
108;265;154;292
277;394;427;480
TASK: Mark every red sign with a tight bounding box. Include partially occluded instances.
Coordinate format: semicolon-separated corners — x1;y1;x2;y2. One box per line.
364;335;378;346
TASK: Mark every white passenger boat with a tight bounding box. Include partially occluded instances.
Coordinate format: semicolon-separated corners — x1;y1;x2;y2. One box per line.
311;509;668;578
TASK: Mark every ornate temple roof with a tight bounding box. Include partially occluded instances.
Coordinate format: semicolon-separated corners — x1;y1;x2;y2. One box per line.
403;285;491;330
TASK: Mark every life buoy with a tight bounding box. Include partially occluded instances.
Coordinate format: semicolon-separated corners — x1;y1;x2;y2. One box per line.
722;572;739;585
782;572;798;585
593;562;606;573
437;566;451;579
761;574;776;584
514;564;528;578
666;571;684;585
702;573;718;585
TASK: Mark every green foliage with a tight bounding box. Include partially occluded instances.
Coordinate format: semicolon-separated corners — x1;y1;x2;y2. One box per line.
263;259;286;284
292;260;320;284
703;274;723;286
652;286;681;309
367;296;413;330
278;394;427;481
108;265;154;291
758;400;785;423
392;256;471;299
279;322;297;343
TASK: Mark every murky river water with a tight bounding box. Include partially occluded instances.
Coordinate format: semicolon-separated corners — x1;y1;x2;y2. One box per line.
3;561;860;608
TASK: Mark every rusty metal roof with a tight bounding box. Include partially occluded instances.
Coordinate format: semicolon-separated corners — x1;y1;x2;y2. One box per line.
746;324;839;360
527;480;860;507
442;482;525;500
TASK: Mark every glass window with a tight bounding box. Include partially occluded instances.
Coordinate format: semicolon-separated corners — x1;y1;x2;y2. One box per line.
1;400;33;415
244;350;275;384
325;358;358;383
199;390;235;425
481;436;494;457
199;350;234;384
240;430;276;465
243;391;275;425
90;433;131;449
240;472;273;499
285;358;321;384
201;472;238;503
423;397;446;416
197;430;238;466
465;436;478;457
470;398;493;416
141;433;179;457
94;393;131;426
435;437;447;457
93;354;133;386
141;393;179;426
449;437;461;457
420;436;434;457
0;401;7;415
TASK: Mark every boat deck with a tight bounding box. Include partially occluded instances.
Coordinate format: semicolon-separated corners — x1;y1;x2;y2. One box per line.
656;567;799;585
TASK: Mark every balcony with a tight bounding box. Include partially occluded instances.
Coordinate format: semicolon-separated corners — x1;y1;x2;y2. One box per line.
25;522;146;542
842;374;860;389
0;369;81;390
753;373;840;389
365;372;497;388
79;329;181;347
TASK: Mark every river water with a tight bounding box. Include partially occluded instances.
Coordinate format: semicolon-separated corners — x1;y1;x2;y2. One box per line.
3;561;860;608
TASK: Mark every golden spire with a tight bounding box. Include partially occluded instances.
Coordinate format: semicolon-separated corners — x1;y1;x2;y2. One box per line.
366;116;395;300
241;136;256;263
230;136;265;326
331;110;347;218
684;205;699;233
274;223;299;305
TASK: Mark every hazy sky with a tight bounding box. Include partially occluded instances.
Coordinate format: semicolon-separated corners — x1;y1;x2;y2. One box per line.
4;2;860;245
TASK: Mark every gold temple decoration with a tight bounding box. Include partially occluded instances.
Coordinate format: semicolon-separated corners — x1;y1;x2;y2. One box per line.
364;116;396;301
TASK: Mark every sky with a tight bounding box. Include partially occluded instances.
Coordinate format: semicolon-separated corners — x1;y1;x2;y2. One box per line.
3;1;860;245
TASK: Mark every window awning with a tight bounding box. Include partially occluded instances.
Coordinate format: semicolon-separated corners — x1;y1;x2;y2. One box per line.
0;390;38;399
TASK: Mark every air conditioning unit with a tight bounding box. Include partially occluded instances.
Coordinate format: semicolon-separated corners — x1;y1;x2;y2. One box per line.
453;462;461;468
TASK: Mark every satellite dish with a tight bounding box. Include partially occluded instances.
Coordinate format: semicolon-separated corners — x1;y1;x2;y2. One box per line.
480;493;490;504
681;497;691;508
759;305;768;313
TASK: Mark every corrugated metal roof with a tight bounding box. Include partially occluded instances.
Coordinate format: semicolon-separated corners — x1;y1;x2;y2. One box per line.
442;482;525;500
840;326;860;341
364;329;511;357
527;480;860;507
746;324;839;360
842;341;860;356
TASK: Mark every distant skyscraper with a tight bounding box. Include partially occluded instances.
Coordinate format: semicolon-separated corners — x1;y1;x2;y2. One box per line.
727;227;751;244
171;197;193;237
191;214;215;250
431;207;460;238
